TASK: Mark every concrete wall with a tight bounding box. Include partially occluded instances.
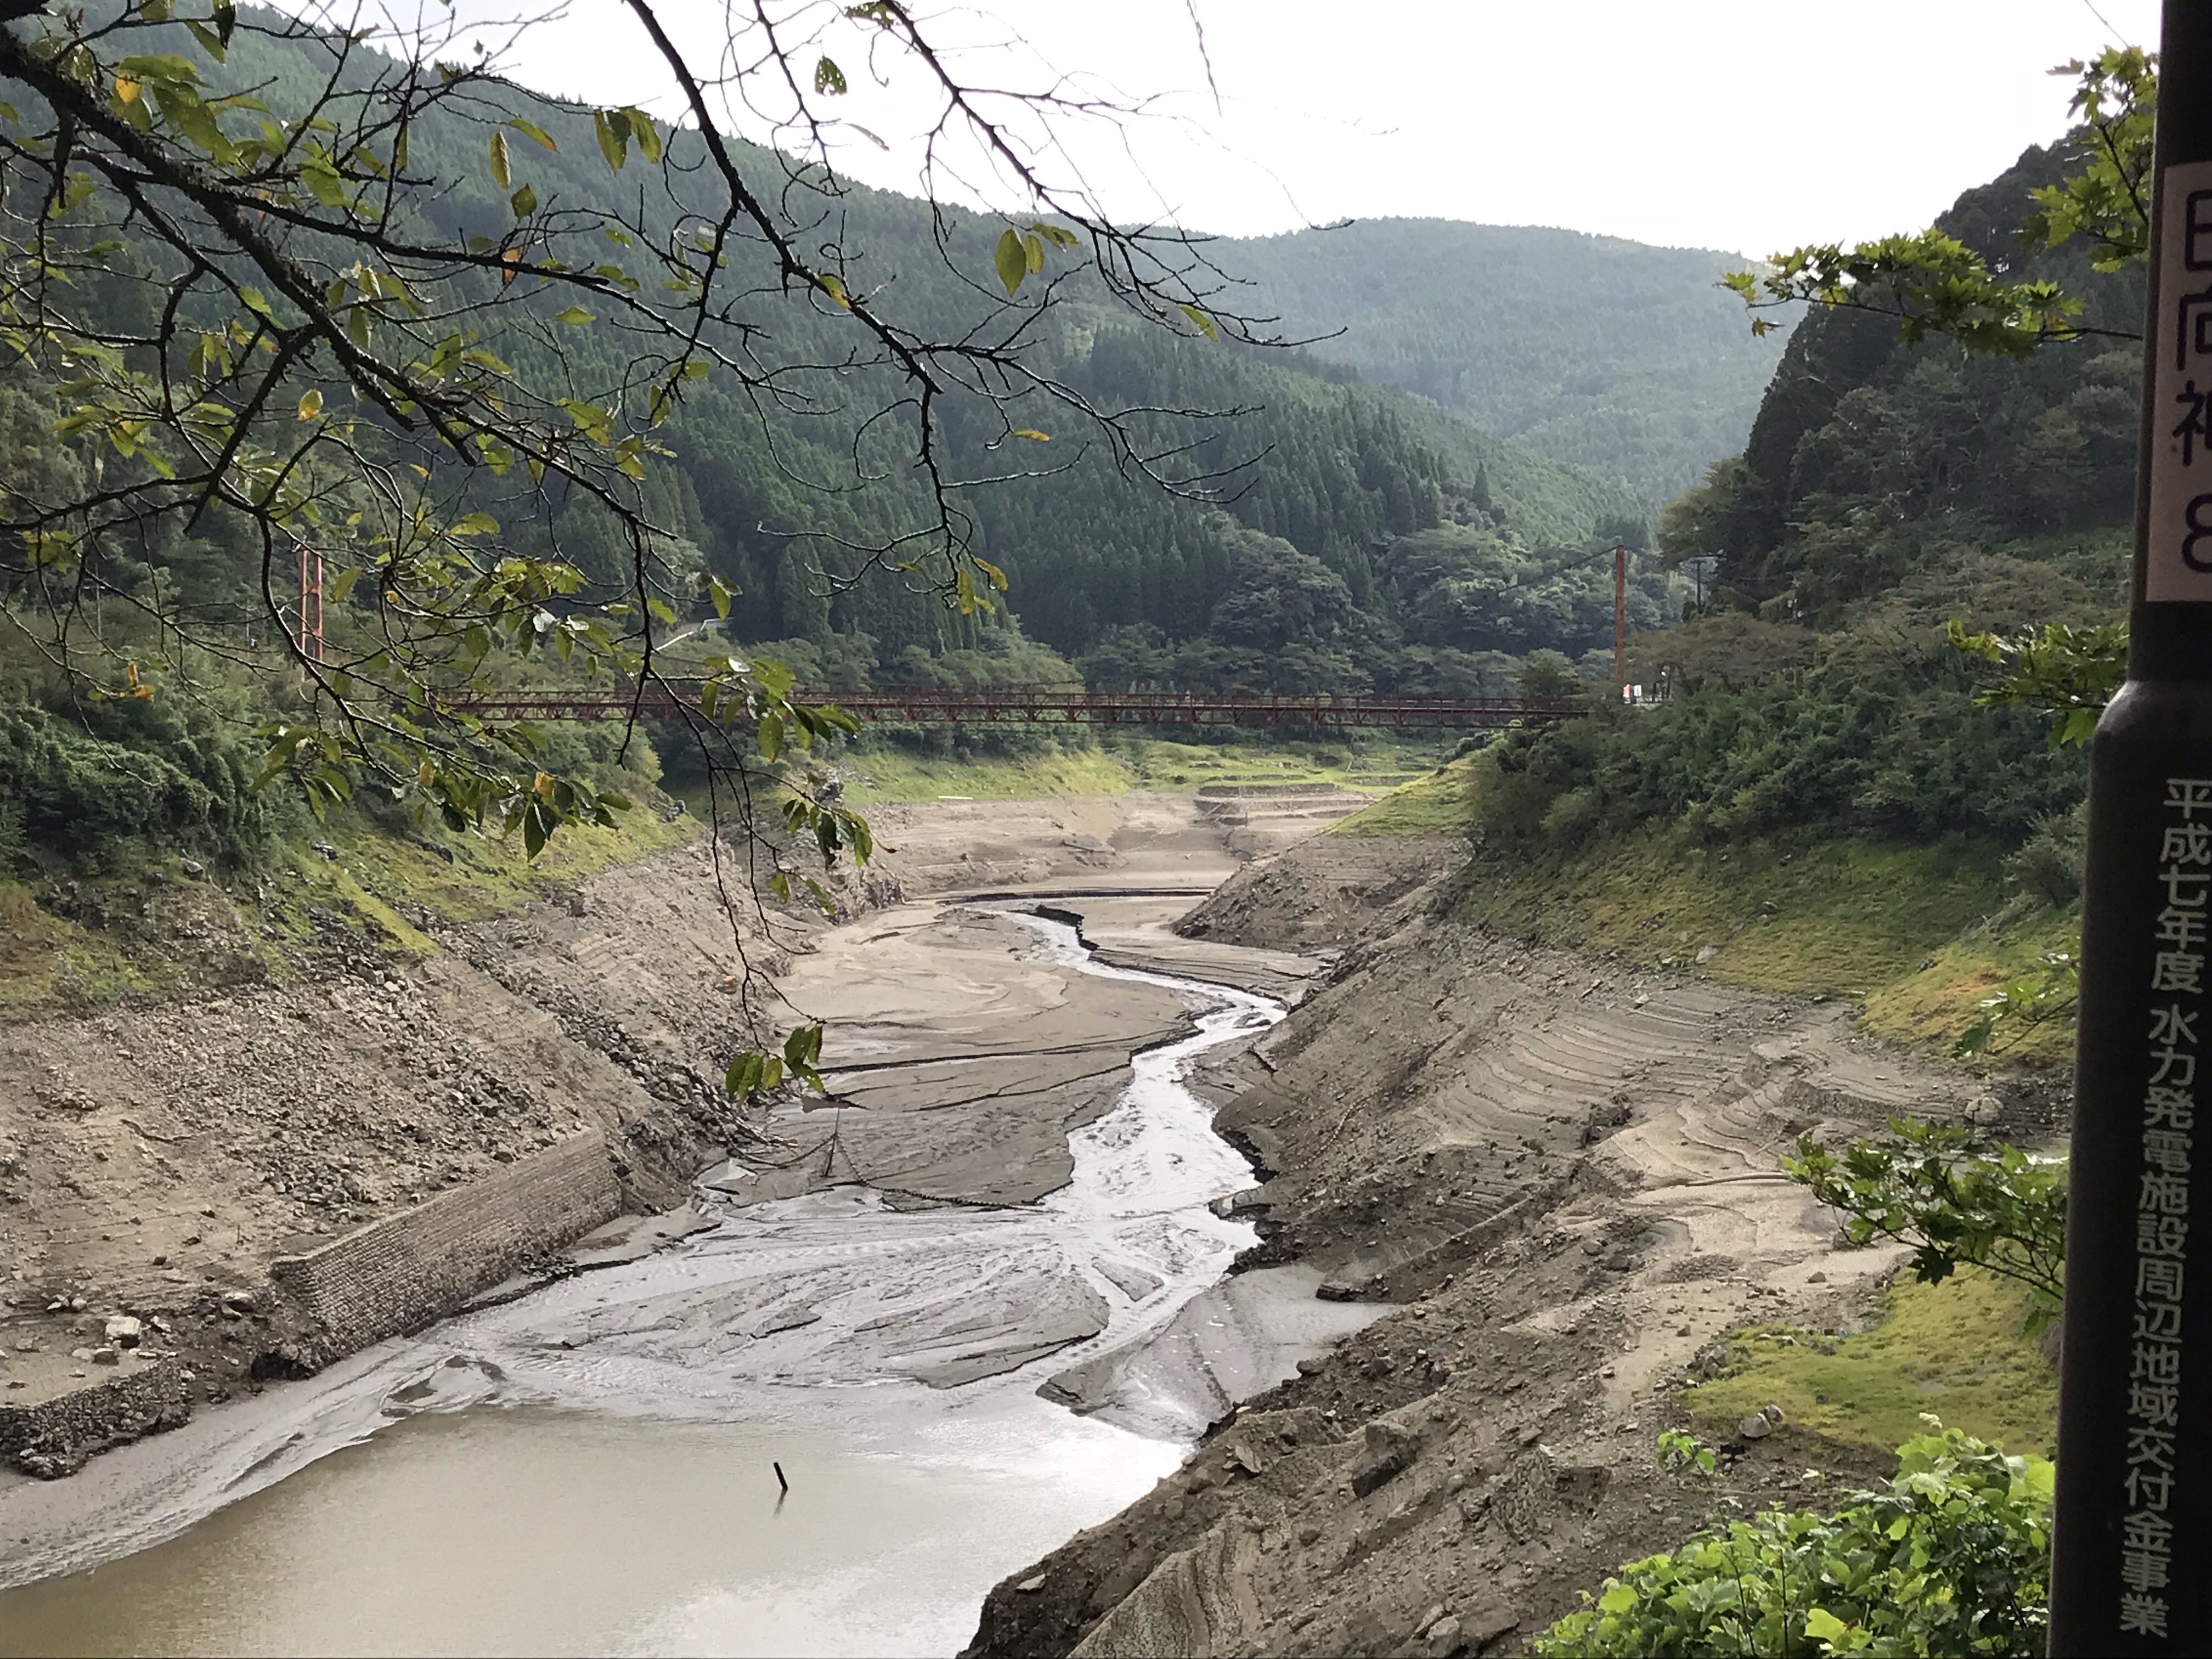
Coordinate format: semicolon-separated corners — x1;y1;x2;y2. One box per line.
271;1131;622;1352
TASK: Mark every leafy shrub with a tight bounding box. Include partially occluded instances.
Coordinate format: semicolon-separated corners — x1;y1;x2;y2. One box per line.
1473;649;2080;853
1782;1119;2066;1328
2003;805;2085;905
1535;1424;2051;1658
0;697;278;869
1517;648;1582;700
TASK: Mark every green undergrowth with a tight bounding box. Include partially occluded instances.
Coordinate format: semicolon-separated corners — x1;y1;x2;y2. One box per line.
1858;900;2083;1065
822;733;1455;803
0;801;696;1018
1437;819;2076;1056
321;803;697;939
1113;733;1449;793
1683;1268;2058;1462
1458;827;2007;1000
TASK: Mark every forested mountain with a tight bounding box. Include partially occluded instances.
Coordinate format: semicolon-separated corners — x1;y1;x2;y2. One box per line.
1474;134;2145;895
1;10;1683;705
1667;142;2142;625
1215;220;1792;501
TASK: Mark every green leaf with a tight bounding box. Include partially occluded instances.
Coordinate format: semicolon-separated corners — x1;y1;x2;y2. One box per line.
488;129;511;189
551;306;593;324
994;227;1027;296
621;108;661;163
510;183;537;218
1598;1585;1637;1615
814;56;848;95
758;710;785;763
1023;231;1044;274
295;388;323;420
1804;1607;1849;1643
594;108;627;171
506;116;558;151
1178;302;1218;341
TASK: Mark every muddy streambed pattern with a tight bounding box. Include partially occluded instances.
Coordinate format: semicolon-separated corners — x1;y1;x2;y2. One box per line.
0;912;1286;1657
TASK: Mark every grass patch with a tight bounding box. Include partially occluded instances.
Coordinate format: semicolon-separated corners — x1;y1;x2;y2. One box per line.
0;798;699;1018
1858;901;2081;1061
1113;733;1453;793
1683;1267;2057;1461
1457;826;2007;1002
833;744;1134;804
0;877;164;1013
323;803;693;936
1330;755;1482;837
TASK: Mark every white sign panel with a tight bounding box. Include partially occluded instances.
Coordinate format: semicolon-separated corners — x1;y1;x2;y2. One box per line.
2149;159;2212;603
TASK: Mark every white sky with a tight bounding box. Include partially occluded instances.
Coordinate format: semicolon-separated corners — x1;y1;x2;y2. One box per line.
425;0;2163;257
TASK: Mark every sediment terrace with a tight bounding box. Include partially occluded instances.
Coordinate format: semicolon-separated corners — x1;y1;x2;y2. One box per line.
967;832;2050;1658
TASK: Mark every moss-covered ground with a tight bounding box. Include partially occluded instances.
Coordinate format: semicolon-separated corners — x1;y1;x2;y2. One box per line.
0;804;696;1019
1330;754;1483;836
1683;1267;2058;1460
830;743;1134;805
1332;755;2079;1058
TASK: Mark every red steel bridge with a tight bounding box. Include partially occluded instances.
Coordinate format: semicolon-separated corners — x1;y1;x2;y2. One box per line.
450;685;1590;729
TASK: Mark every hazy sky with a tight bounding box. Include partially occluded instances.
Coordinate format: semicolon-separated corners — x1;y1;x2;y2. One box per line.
433;0;2163;257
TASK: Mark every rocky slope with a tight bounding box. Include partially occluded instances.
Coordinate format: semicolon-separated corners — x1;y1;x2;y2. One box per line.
967;842;2053;1658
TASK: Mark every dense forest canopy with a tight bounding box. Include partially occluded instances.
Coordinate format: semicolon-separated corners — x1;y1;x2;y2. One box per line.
1490;111;2151;889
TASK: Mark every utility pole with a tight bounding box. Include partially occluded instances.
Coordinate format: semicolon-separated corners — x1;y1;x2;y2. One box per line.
294;542;324;667
1611;539;1627;700
2051;4;2212;1650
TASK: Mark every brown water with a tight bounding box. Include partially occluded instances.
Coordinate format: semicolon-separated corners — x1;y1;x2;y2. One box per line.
0;1402;1167;1657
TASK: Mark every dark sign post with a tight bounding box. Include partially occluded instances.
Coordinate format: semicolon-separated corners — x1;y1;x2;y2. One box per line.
2052;3;2212;1651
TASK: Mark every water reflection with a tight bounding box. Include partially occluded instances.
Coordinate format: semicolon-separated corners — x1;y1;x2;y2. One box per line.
0;1403;1172;1658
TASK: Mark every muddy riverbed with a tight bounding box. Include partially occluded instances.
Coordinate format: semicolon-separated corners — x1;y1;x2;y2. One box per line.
0;907;1373;1656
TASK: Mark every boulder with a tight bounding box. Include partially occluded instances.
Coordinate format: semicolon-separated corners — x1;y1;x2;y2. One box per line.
1350;1418;1420;1497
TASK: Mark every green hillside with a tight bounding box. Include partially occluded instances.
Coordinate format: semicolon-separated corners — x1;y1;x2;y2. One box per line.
1216;219;1793;500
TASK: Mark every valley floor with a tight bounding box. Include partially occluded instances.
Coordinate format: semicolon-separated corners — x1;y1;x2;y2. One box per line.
0;770;2061;1657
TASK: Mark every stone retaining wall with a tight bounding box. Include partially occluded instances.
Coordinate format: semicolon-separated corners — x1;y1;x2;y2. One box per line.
0;1357;193;1477
271;1130;622;1353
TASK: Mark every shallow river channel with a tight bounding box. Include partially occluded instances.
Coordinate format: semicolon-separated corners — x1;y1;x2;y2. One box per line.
0;912;1293;1656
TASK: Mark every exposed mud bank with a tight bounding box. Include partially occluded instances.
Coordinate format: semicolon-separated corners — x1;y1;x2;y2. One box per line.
0;791;1238;1477
0;904;1367;1655
967;838;2042;1658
